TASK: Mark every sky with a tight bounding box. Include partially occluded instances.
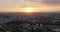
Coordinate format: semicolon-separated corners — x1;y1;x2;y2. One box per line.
0;0;60;12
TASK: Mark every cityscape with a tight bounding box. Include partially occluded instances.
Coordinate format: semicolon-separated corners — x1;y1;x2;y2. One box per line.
0;12;60;32
0;0;60;32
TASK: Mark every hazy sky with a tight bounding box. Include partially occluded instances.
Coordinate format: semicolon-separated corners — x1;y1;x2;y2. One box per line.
0;0;60;12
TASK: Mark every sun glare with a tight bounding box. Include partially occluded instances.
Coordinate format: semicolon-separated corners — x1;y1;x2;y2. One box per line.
25;8;32;12
23;7;34;12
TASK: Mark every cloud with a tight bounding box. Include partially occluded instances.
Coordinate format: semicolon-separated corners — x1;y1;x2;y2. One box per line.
27;0;42;2
27;0;60;6
41;0;60;6
42;0;60;3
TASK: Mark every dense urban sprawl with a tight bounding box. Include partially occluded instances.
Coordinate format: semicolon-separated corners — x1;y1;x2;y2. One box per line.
0;13;60;32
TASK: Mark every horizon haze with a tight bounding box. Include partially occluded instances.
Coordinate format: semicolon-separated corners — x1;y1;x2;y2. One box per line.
0;0;60;12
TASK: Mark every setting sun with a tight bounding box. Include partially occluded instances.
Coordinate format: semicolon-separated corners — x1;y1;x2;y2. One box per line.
25;8;32;12
22;7;35;12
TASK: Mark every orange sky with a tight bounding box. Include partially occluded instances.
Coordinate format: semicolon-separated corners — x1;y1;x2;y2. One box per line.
0;0;60;12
